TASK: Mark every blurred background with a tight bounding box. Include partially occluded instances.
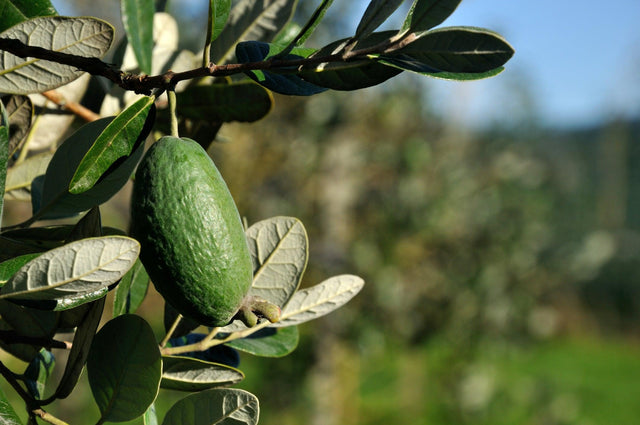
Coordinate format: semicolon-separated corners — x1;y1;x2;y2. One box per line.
4;0;640;424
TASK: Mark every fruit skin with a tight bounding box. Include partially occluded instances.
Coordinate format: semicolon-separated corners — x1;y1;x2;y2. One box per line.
130;136;253;327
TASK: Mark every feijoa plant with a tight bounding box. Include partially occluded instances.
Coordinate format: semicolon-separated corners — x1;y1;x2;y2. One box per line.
0;0;513;424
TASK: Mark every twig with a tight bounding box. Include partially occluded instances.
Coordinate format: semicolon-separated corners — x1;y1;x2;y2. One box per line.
41;90;100;122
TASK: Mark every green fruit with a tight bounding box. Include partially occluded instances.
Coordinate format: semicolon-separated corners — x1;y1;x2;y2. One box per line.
130;136;253;327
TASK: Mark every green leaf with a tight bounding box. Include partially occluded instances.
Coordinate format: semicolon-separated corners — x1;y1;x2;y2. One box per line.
161;356;244;391
299;31;403;90
226;326;298;357
380;56;506;80
121;0;155;74
177;81;273;123
69;96;155;194
88;314;161;423
3;95;33;162
144;403;159;425
162;388;259;425
401;0;461;33
4;152;51;201
54;296;105;399
0;0;58;33
0;300;57;361
113;259;149;317
207;0;231;46
246;217;308;308
0;253;40;286
271;275;364;327
386;26;515;73
23;348;55;400
0;384;22;425
236;41;327;96
279;0;334;54
210;0;297;64
35;117;144;220
0;236;140;303
355;0;405;40
0;100;8;228
0;16;114;94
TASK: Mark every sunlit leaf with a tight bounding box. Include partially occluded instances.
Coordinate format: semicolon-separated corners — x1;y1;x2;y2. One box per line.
161;356;244;391
69;96;155;194
35;117;144;220
226;326;298;357
279;0;334;54
162;388;259;425
207;0;231;46
88;314;161;423
271;275;365;327
113;259;149;317
144;403;159;425
121;0;155;74
210;0;297;64
246;217;308;307
401;0;462;34
0;385;22;424
0;0;58;33
0;16;114;94
0;236;139;302
0;253;40;286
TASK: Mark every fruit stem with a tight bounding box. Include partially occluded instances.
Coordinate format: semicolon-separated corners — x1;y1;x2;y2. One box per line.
168;89;179;137
160;314;183;348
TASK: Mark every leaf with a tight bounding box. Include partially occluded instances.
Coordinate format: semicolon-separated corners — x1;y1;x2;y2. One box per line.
386;26;515;73
279;0;334;54
207;0;231;46
161;356;244;391
176;81;273;123
162;388;259;425
226;326;298;357
0;299;57;361
88;314;162;423
380;56;506;80
4;152;52;201
54;296;105;399
0;236;140;303
144;403;159;425
0;16;114;94
0;253;40;286
23;348;55;400
113;259;149;317
35;117;144;220
271;275;364;327
355;0;405;40
299;31;403;90
0;100;8;228
0;0;58;33
246;217;308;308
0;385;22;425
69;96;155;194
209;0;297;64
3;94;33;162
401;0;462;33
121;0;155;74
236;41;327;96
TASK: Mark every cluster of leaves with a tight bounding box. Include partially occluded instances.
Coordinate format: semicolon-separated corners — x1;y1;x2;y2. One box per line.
0;0;513;424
